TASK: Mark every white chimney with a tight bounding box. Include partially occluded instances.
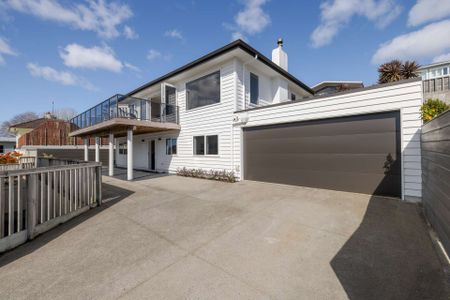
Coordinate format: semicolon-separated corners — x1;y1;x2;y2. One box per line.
272;38;288;71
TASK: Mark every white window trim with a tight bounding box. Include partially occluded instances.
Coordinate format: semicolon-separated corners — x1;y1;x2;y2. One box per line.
192;135;219;156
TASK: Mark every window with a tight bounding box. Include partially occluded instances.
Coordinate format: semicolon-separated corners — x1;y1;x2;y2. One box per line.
291;93;296;101
206;135;218;155
119;143;127;155
0;145;4;154
166;138;177;155
444;67;449;76
250;73;259;105
186;71;220;110
194;136;205;155
193;135;218;155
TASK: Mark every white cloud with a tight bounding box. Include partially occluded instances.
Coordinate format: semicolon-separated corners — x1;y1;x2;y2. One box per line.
235;0;270;35
27;63;96;90
2;0;133;38
311;0;402;48
408;0;450;27
0;37;17;64
147;49;161;60
164;29;183;40
372;20;450;64
433;53;450;63
123;25;138;39
146;49;171;61
60;43;123;72
124;62;140;72
231;31;246;41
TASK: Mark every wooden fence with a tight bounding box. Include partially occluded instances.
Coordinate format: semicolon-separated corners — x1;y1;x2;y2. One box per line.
0;158;102;253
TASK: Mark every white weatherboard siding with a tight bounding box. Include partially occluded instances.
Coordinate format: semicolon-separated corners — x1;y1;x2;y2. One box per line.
233;79;424;201
116;59;239;175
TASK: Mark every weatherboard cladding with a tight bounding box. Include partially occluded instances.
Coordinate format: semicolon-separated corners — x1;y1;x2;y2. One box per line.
234;79;423;199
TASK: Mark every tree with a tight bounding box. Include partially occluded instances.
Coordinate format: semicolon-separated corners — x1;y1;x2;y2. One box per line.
378;60;420;84
420;98;450;122
53;108;77;120
400;60;420;80
1;111;39;134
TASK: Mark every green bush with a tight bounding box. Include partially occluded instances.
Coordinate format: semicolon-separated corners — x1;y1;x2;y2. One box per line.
176;167;236;183
420;98;450;122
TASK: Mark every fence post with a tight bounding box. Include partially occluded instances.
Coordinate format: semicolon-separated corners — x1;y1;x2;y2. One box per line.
27;173;38;240
95;166;102;206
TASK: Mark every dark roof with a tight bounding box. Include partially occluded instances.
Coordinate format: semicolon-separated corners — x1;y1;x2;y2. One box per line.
126;39;314;97
9;117;66;129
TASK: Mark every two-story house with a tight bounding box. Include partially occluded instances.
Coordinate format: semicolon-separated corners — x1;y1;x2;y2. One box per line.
419;60;450;104
70;39;424;201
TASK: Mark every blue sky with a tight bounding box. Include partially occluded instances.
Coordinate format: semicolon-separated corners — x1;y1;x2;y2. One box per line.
0;0;449;122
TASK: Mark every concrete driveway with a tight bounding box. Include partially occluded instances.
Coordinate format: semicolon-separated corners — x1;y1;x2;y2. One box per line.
0;175;448;299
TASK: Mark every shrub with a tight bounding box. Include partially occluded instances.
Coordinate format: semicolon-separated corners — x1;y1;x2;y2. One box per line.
420;98;450;122
0;151;22;165
176;167;236;183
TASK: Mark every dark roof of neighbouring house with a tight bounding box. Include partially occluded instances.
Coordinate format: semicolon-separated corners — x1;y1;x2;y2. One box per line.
125;39;314;97
9;117;68;130
312;81;364;92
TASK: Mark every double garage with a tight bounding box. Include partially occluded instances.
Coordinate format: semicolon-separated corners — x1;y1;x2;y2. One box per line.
237;79;423;200
243;111;401;197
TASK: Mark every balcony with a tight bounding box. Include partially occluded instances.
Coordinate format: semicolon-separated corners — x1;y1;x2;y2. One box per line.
69;94;180;137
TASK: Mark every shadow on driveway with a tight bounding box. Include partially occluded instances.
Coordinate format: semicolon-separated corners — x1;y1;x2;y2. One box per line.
331;195;450;300
0;183;134;268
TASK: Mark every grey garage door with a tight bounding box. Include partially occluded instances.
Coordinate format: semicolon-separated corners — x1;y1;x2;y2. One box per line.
243;111;401;197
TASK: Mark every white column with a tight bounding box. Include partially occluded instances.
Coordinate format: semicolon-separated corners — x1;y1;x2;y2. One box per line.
108;133;114;176
127;129;133;181
84;137;89;161
95;137;100;163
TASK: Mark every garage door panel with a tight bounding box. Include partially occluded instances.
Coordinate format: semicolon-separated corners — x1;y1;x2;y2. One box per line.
248;153;401;175
244;166;401;196
243;111;401;197
245;132;399;155
244;115;399;139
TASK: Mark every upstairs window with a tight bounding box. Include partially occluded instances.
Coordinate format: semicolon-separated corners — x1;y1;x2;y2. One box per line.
186;71;220;110
291;93;296;101
250;73;259;105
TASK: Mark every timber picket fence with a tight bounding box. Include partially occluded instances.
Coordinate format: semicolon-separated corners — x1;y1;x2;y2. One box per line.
0;158;102;253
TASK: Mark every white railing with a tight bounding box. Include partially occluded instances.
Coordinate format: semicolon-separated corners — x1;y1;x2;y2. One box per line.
0;159;102;253
0;156;37;172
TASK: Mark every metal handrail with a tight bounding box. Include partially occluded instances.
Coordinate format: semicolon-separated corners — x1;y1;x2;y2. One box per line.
69;94;179;131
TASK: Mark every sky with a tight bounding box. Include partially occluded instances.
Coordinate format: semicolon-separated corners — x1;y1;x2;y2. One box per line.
0;0;450;122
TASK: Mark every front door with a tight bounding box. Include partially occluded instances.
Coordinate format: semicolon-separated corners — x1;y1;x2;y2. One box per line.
149;140;156;171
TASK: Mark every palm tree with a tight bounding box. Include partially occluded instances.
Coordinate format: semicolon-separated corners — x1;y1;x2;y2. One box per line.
378;59;421;84
378;60;402;84
401;60;420;80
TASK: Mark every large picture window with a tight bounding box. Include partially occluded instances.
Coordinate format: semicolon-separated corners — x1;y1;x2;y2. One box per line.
193;135;218;155
186;71;220;110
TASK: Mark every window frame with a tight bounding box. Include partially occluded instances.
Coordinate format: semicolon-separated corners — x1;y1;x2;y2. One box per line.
118;143;127;155
166;138;177;155
186;71;221;110
250;72;259;105
193;135;219;156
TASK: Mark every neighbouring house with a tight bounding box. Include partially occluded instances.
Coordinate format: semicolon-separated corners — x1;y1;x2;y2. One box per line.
9;112;107;148
419;60;450;104
70;39;423;202
0;136;15;154
312;81;364;96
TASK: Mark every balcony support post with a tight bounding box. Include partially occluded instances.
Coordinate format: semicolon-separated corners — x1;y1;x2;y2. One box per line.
127;128;133;181
108;133;114;177
95;137;100;163
84;137;89;161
